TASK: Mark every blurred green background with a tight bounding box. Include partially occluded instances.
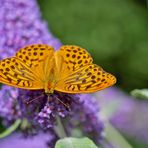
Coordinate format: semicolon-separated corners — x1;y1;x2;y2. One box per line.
38;0;148;92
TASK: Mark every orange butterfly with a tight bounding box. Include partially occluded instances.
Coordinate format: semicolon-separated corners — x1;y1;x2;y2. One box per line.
0;44;116;94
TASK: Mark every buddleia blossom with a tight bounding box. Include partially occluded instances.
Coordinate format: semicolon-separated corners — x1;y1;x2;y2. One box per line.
96;87;148;144
0;0;62;60
0;85;21;125
17;90;79;129
0;0;104;146
17;90;103;143
67;94;104;143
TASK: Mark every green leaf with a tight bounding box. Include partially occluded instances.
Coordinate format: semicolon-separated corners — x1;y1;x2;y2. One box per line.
55;137;98;148
131;89;148;99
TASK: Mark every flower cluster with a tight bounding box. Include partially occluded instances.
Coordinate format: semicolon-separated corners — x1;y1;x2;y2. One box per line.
0;86;21;125
0;0;104;146
67;94;104;143
0;0;62;60
17;90;79;129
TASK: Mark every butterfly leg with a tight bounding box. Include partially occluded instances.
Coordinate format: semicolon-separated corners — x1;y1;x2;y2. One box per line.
24;93;45;105
47;94;70;110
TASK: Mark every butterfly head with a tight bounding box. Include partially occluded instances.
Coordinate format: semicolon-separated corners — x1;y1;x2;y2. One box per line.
44;81;57;94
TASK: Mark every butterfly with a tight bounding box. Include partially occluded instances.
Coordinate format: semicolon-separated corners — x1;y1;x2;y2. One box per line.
0;44;116;94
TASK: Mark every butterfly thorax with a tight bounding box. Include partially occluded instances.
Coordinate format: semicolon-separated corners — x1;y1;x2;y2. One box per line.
44;82;54;94
43;71;56;94
43;76;57;94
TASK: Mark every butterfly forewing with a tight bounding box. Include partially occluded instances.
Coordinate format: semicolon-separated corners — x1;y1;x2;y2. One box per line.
16;44;55;82
0;44;54;89
55;45;93;73
16;44;53;66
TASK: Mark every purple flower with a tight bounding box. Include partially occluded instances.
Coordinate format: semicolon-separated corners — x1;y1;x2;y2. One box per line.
0;0;104;146
0;85;21;125
17;90;103;143
96;87;148;144
17;90;79;129
67;94;104;143
0;0;62;60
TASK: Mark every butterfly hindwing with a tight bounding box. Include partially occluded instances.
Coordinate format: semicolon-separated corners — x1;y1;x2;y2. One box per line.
55;64;116;93
0;57;42;89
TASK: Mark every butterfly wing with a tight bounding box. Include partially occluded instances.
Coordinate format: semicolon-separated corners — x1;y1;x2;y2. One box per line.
0;57;42;89
54;45;93;80
54;45;116;93
0;44;54;89
15;44;55;81
55;63;116;93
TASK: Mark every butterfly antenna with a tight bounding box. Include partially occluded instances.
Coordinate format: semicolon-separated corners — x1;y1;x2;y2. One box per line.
57;97;70;109
47;95;70;109
25;94;45;105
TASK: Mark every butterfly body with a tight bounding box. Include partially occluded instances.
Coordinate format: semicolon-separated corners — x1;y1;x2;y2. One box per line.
0;44;116;94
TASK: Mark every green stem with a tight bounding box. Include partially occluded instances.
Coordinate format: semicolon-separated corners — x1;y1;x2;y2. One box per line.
0;119;21;138
54;115;67;138
104;122;133;148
